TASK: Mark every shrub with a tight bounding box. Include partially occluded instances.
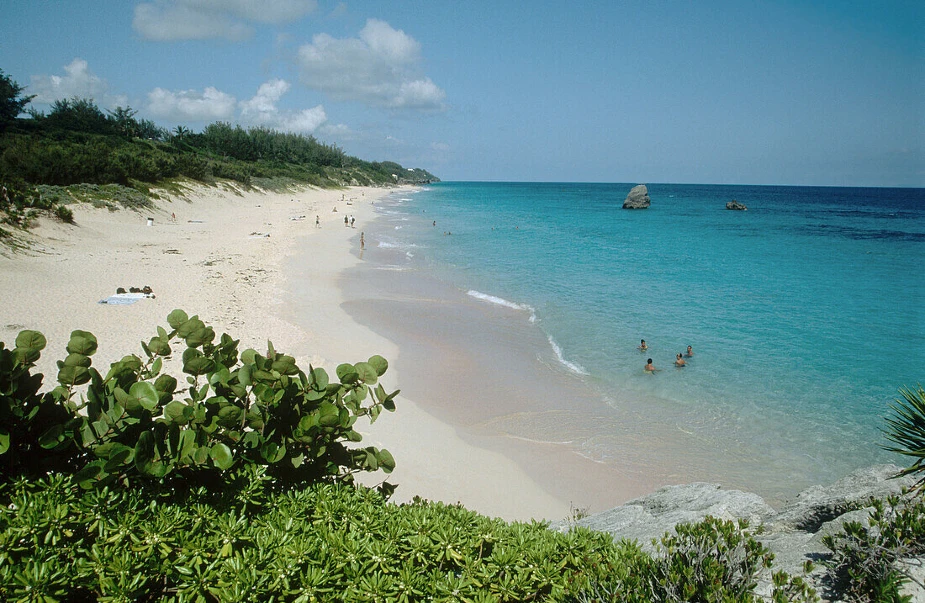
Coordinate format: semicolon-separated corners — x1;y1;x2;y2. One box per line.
0;310;399;494
53;204;73;223
821;494;925;602
571;517;818;602
0;474;639;602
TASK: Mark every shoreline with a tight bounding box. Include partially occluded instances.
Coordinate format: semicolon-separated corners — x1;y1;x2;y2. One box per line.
0;181;572;521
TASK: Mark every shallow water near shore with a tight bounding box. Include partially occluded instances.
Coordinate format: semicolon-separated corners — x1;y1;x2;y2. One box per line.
341;182;924;508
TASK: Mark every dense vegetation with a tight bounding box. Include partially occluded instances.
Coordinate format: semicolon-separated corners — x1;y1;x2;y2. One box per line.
3;312;923;601
0;68;437;241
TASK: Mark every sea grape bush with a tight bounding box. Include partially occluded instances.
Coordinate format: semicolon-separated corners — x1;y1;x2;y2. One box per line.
0;310;398;493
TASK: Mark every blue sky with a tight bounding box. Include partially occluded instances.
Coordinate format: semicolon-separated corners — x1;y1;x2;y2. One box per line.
2;0;923;186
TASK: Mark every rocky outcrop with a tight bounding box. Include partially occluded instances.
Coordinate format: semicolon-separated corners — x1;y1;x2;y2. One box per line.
553;465;921;601
726;200;747;210
622;184;651;209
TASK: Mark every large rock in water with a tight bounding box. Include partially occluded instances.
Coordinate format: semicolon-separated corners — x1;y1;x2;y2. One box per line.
622;184;650;209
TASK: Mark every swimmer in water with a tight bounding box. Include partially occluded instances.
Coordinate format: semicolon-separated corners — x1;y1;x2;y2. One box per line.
675;353;686;367
685;345;693;357
638;339;648;351
645;358;657;373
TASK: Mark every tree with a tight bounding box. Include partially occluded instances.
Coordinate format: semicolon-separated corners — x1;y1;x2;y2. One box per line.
0;69;35;130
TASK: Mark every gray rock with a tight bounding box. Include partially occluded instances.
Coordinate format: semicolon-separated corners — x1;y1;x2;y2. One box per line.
772;464;912;532
622;184;651;209
726;200;748;210
566;482;775;550
553;465;920;601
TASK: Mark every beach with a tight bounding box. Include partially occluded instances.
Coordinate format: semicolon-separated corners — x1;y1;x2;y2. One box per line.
0;182;582;521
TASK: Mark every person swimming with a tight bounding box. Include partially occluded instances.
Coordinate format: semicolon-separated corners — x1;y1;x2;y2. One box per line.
645;358;657;372
685;345;693;357
675;353;686;367
638;339;648;351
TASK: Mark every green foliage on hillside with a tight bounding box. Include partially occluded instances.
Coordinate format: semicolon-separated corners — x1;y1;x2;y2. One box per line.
0;70;438;197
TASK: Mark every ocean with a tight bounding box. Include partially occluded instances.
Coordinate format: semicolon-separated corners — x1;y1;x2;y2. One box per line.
344;182;925;505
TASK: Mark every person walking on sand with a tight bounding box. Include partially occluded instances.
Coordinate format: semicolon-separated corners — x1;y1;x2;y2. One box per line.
360;232;365;249
315;215;320;228
685;345;693;357
638;339;648;351
344;215;349;227
351;216;355;228
675;353;686;367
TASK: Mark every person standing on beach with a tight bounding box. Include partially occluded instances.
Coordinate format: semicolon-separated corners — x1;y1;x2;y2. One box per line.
344;216;349;227
675;353;686;367
315;215;320;228
351;216;355;228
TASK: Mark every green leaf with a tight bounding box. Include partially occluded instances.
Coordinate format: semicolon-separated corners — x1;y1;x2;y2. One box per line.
377;449;396;473
317;402;341;427
167;309;189;329
73;462;103;488
129;382;159;411
182;348;215;376
57;364;90;387
354;361;378;384
367;355;388;376
67;330;98;356
260;441;286;463
164;401;188;424
185;326;215;347
148;337;171;356
0;430;9;454
176;317;205;339
310;366;329;389
15;330;46;352
210;443;234;470
238;364;252;387
336;363;359;384
62;352;91;367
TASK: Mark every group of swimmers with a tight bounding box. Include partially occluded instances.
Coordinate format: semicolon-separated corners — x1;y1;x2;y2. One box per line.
639;339;693;373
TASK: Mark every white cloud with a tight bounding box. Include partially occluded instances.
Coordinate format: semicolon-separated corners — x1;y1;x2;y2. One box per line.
146;86;237;121
238;79;327;133
295;19;446;111
280;106;327;133
29;58;128;109
239;79;291;122
134;0;317;41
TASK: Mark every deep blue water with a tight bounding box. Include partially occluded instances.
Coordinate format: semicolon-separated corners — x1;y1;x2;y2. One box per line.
368;182;924;486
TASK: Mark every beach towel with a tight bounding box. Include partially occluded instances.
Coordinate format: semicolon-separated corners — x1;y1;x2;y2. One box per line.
98;292;153;305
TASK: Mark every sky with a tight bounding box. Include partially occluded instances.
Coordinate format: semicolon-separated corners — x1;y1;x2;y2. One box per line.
1;0;923;186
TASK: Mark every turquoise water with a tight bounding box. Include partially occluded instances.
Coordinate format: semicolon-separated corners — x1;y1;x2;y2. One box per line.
361;182;924;495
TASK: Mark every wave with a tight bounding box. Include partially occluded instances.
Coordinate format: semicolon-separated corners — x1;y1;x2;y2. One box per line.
377;241;419;250
467;290;537;321
546;335;590;375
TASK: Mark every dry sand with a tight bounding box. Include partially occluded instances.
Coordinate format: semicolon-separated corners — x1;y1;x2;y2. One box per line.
0;181;571;521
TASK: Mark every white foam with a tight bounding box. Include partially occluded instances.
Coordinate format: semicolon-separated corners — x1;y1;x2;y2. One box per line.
547;335;590;375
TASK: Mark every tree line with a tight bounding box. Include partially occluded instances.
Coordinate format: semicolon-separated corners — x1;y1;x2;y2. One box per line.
0;69;438;191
